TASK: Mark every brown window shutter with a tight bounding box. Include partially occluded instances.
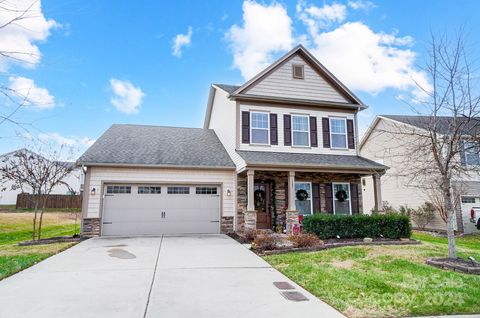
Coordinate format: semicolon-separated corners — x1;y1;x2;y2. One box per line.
284;114;292;146
270;113;278;145
347;119;355;149
312;183;321;213
350;182;359;214
241;111;250;144
310;116;318;147
324;183;333;213
322;117;330;148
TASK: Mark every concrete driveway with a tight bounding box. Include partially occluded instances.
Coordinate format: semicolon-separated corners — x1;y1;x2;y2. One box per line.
0;235;345;318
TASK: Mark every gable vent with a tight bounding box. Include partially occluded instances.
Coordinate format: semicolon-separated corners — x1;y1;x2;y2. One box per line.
292;64;304;79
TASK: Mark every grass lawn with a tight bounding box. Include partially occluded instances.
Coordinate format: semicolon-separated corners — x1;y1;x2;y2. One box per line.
0;212;80;280
264;232;480;318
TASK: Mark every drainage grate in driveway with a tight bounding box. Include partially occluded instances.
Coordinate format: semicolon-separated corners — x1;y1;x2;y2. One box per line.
280;291;309;302
273;282;295;290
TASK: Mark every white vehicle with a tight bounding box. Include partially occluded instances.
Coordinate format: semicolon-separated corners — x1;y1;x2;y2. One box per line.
470;207;480;230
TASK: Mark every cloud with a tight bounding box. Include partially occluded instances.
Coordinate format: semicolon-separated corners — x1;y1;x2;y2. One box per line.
347;0;377;12
225;0;293;79
172;27;192;57
0;0;57;71
9;76;55;109
226;0;429;99
305;21;425;94
38;132;95;147
109;78;145;114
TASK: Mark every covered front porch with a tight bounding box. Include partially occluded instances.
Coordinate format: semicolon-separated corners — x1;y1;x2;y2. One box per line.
237;170;383;233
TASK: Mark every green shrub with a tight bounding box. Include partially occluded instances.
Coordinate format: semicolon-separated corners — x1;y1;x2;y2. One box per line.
302;213;412;239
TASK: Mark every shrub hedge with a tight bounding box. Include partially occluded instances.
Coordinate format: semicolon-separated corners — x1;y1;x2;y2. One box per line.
302;213;412;239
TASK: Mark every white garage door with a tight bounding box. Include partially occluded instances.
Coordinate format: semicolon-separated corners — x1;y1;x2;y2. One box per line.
102;184;220;236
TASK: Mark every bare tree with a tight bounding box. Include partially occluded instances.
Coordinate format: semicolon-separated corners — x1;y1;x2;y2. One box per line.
0;145;75;241
379;32;480;259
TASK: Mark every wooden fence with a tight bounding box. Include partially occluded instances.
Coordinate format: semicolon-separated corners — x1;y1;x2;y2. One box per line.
16;193;82;209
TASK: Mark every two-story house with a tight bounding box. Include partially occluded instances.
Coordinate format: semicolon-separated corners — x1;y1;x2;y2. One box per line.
78;45;387;237
360;115;480;234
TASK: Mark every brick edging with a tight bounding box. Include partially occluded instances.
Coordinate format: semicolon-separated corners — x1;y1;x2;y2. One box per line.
426;258;480;275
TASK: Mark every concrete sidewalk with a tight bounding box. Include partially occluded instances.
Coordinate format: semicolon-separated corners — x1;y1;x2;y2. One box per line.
0;235;345;318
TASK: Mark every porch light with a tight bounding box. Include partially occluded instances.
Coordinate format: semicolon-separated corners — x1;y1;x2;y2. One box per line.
226;189;232;197
90;188;96;196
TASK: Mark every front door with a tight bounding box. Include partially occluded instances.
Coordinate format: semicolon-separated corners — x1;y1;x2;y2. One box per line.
254;182;272;229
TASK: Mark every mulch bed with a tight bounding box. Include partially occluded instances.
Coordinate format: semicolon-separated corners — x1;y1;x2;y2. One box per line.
18;235;84;246
259;238;420;256
426;257;480;275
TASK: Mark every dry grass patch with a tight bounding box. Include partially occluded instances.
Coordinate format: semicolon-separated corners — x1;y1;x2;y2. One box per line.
330;259;354;269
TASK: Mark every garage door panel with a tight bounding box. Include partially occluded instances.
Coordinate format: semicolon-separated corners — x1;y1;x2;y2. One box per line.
102;184;220;236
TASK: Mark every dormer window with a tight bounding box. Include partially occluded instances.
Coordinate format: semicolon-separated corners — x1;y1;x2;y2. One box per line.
292;64;304;79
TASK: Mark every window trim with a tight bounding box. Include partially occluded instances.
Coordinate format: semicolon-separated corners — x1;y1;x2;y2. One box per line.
329;117;348;150
292;64;304;79
167;186;190;194
250;111;270;145
138;186;161;194
464;141;480;166
195;186;218;195
332;182;352;215
291;114;310;147
294;181;313;215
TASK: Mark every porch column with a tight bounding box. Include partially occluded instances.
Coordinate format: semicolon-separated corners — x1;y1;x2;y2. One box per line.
286;170;299;233
245;170;256;231
373;174;383;212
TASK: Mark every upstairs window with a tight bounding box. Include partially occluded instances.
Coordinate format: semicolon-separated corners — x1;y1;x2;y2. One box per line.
292;115;309;146
464;142;480;166
251;112;269;144
292;64;304;79
330;118;347;149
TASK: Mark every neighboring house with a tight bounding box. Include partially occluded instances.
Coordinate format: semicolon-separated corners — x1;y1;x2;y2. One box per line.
77;45;387;237
0;149;83;205
360;115;480;234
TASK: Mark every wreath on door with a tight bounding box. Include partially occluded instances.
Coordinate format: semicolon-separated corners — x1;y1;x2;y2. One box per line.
254;189;266;208
296;189;309;201
335;190;348;202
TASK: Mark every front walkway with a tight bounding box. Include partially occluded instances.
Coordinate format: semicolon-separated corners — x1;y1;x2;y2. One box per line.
0;235;345;318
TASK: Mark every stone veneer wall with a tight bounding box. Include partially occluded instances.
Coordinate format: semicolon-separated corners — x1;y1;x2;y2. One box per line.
81;218;101;237
236;170;363;232
221;216;234;234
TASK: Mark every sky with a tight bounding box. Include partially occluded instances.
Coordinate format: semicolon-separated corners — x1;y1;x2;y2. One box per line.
1;0;479;157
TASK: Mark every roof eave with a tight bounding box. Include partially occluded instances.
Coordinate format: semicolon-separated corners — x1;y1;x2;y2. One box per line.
76;161;236;170
229;93;367;110
241;162;388;174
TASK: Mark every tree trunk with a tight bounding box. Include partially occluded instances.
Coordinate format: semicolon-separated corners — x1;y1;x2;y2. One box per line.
443;180;457;259
32;200;38;241
37;197;48;240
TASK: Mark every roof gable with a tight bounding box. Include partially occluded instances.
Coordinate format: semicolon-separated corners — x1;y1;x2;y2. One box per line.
232;45;364;106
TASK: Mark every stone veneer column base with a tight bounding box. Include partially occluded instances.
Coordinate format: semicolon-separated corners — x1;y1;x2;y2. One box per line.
286;210;299;234
220;216;234;234
81;218;101;237
244;210;257;231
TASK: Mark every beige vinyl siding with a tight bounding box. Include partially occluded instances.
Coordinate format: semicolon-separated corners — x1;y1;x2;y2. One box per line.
238;104;357;155
208;87;246;170
360;118;451;231
84;167;235;219
245;55;349;104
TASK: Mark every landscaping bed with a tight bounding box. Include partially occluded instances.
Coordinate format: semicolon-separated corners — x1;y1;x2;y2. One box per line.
426;257;480;274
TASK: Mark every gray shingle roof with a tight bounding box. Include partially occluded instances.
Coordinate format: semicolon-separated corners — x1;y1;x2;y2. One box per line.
382;115;480;136
78;124;235;168
214;84;240;94
237;150;387;171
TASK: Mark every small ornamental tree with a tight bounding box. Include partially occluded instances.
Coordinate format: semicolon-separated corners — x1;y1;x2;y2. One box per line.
0;145;75;240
